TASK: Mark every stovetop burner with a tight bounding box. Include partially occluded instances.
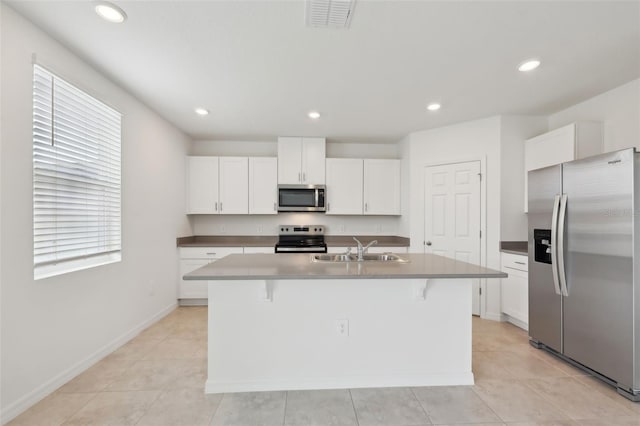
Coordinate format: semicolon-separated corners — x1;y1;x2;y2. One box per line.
275;224;327;253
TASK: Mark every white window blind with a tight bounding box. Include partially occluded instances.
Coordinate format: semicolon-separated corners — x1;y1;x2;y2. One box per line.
33;64;122;279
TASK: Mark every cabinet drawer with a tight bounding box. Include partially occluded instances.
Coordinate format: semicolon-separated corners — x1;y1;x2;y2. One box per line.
243;247;275;254
501;253;528;273
179;246;243;259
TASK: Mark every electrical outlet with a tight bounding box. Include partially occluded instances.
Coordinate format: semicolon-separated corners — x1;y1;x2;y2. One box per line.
220;225;227;234
336;319;349;337
257;225;263;233
338;224;345;233
375;224;382;232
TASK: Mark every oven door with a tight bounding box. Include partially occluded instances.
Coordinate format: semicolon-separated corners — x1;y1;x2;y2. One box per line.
277;185;326;212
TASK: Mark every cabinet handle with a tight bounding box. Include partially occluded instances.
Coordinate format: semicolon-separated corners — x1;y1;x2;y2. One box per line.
215;202;218;211
365;202;368;212
514;261;526;265
206;252;217;256
274;202;277;211
303;172;306;182
327;202;330;212
298;172;301;182
220;202;223;212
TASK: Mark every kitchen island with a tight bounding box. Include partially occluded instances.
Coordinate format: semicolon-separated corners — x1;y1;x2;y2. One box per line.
184;253;505;394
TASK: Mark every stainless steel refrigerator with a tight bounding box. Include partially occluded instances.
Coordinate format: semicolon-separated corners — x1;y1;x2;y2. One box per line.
528;147;639;401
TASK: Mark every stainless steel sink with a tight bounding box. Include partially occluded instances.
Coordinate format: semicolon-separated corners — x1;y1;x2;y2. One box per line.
311;253;408;263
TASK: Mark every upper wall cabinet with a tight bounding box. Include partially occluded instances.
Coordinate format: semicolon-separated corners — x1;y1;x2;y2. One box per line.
219;157;249;214
364;159;401;215
326;158;364;215
187;156;219;214
278;137;326;184
524;122;602;212
187;156;249;214
249;157;278;214
325;158;401;215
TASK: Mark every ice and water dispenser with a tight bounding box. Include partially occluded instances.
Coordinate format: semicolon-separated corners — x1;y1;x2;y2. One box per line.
534;229;552;264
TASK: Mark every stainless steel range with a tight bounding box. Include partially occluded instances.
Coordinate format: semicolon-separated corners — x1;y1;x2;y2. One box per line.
274;225;327;253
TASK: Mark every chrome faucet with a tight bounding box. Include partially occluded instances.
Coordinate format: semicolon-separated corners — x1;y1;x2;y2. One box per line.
353;237;378;261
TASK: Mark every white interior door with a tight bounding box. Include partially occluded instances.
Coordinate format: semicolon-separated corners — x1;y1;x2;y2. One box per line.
424;161;481;315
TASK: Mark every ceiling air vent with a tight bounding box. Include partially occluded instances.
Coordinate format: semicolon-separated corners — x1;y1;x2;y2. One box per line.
306;0;356;29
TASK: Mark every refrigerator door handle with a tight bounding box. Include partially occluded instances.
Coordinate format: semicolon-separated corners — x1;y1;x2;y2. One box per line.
550;194;562;296
558;193;569;296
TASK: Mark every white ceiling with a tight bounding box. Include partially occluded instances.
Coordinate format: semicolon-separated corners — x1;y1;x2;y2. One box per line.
7;1;640;143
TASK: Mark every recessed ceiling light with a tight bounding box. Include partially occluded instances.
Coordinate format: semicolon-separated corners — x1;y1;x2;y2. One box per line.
518;59;541;72
194;108;209;116
308;111;321;119
95;2;127;23
427;103;441;111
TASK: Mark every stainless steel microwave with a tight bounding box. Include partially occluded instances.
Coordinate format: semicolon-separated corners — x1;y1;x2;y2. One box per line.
277;185;326;212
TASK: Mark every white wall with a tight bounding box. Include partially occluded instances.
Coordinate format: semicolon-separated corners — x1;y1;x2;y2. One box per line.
548;79;639;153
499;116;548;241
191;213;401;236
187;140;402;237
406;116;503;320
0;5;191;422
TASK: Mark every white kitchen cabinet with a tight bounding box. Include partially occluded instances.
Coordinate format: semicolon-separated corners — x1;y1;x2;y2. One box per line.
277;137;326;184
243;247;275;254
524;122;602;212
363;159;401;215
187;156;249;215
219;157;249;214
501;252;529;330
249;157;278;214
187;156;219;214
178;247;244;302
325;158;363;215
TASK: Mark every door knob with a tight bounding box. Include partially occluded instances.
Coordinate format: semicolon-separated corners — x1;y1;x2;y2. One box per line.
425;241;432;246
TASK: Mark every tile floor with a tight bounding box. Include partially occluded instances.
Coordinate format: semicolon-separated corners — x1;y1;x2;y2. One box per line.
9;307;640;426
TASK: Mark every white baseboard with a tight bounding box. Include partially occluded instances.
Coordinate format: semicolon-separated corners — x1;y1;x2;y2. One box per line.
503;314;529;331
179;298;207;306
205;372;474;394
1;302;177;425
481;311;503;322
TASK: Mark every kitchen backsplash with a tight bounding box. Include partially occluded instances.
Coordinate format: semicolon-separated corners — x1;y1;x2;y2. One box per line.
190;214;403;236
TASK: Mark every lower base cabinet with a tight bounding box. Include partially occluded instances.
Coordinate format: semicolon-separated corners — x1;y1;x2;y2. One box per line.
500;252;529;330
179;247;243;303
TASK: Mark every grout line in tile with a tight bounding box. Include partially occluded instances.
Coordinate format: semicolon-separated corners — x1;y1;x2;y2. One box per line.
132;388;164;426
470;382;507;424
348;389;361;426
208;392;225;426
57;391;100;426
409;386;434;425
517;377;578;421
282;389;288;426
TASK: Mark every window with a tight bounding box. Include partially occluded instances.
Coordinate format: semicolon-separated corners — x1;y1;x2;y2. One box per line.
33;65;122;279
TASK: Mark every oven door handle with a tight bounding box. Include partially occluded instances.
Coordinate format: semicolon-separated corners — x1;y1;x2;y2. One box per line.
275;246;327;253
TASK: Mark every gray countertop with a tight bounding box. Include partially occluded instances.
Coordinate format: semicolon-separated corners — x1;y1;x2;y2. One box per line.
177;235;409;248
184;253;506;281
499;241;528;256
